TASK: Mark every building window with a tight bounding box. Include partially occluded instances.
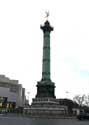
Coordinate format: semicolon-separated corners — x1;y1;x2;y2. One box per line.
0;97;7;108
7;102;16;109
0;103;2;108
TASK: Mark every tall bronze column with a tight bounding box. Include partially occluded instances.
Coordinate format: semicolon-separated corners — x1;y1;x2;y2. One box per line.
36;20;55;98
41;21;53;81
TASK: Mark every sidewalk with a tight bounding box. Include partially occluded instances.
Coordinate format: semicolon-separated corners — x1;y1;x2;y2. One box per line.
0;113;77;119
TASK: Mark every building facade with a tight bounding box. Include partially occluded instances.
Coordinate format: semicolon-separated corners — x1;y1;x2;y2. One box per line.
0;75;25;109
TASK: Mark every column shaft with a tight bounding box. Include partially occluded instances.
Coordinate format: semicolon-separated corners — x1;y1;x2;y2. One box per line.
42;31;50;80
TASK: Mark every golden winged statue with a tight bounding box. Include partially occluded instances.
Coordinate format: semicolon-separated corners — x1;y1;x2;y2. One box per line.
45;11;49;20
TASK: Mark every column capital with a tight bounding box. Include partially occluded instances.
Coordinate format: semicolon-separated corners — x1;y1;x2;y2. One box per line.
40;21;54;33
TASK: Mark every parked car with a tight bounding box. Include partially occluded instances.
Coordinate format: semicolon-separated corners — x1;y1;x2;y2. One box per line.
77;112;89;120
0;109;8;114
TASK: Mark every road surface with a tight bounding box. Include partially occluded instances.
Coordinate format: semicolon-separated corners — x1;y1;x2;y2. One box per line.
0;116;89;125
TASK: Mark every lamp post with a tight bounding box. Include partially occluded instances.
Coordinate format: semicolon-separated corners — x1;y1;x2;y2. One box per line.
66;91;69;99
27;91;30;104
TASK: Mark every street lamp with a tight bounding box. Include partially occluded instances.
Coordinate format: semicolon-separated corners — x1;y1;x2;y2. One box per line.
27;91;30;103
66;91;69;99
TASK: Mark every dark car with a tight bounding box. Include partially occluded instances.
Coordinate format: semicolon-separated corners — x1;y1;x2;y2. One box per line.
77;112;89;120
0;109;8;114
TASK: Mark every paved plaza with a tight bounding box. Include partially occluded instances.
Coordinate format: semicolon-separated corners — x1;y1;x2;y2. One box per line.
0;116;89;125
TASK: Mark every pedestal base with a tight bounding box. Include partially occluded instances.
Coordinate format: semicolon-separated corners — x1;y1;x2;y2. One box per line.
24;97;68;117
24;80;68;117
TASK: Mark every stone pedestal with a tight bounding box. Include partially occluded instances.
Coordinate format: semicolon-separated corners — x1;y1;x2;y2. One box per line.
36;80;56;98
25;97;68;117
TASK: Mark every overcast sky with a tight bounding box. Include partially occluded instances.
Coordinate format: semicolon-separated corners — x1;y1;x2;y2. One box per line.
0;0;89;103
